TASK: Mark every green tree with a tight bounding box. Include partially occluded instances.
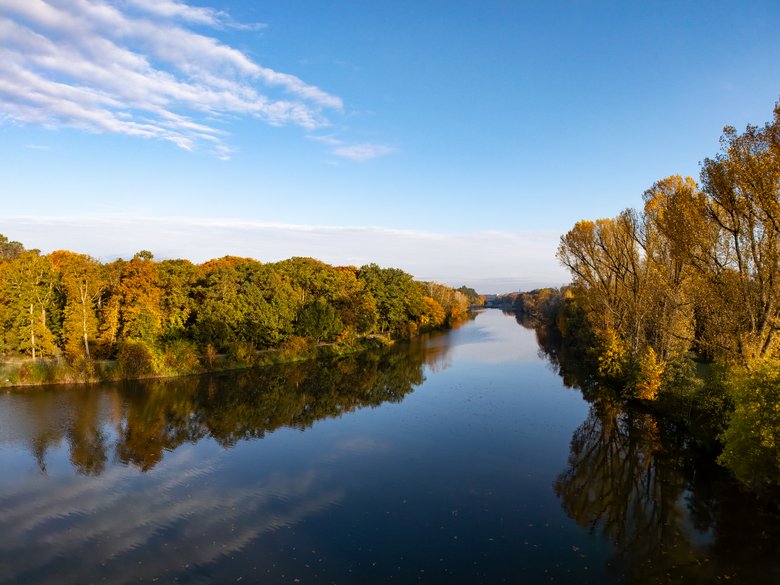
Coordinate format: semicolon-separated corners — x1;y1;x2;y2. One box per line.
158;259;199;341
0;251;58;358
194;258;298;349
0;234;24;263
296;298;343;342
276;257;377;335
357;263;425;337
718;363;780;490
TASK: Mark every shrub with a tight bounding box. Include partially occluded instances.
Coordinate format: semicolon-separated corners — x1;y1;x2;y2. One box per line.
117;339;159;378
227;340;256;366
278;336;312;361
162;339;201;375
72;356;97;382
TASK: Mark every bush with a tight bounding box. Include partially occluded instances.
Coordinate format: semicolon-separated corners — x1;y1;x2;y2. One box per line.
278;336;312;361
72;356;97;382
117;339;159;378
162;339;202;375
227;340;257;366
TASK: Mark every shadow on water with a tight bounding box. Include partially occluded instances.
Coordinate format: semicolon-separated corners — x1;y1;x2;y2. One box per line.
516;312;780;584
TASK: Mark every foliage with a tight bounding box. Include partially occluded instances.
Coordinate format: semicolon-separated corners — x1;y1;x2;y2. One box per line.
357;263;427;337
718;362;780;491
119;252;163;344
631;346;665;401
0;236;477;384
161;339;202;375
295;298;343;342
596;328;627;380
0;234;25;262
553;98;780;491
226;340;257;367
117;339;159;378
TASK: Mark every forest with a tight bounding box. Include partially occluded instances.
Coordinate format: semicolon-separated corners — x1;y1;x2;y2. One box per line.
0;240;479;386
517;100;780;492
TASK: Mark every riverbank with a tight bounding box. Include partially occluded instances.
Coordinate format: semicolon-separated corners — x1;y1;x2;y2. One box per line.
1;334;395;389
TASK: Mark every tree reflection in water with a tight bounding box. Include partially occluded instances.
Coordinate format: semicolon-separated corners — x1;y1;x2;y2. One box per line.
521;313;780;584
555;399;701;582
14;336;449;476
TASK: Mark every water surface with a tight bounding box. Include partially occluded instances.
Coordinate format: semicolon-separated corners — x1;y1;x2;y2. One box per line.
0;310;777;584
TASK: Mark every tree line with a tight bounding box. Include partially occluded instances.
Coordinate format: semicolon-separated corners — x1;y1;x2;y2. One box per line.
0;239;472;383
556;101;780;383
546;99;780;490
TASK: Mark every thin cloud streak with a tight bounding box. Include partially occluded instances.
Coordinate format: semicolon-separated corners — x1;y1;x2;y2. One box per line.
0;0;342;157
0;215;569;293
331;143;396;161
306;134;396;161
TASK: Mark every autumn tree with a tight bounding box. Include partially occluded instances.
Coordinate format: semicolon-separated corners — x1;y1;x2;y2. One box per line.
640;176;701;360
696;109;780;365
96;259;123;357
118;251;164;345
0;251;58;358
51;251;106;360
557;211;651;357
422;281;469;326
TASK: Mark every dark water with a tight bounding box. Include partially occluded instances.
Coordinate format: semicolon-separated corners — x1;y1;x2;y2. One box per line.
0;310;778;584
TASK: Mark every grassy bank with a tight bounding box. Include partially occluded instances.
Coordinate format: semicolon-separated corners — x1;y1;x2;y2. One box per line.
1;335;394;389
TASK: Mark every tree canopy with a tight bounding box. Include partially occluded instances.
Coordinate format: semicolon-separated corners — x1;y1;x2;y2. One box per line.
0;242;469;382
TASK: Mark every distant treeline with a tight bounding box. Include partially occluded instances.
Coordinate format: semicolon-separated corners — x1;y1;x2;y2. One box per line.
517;100;780;492
0;237;481;385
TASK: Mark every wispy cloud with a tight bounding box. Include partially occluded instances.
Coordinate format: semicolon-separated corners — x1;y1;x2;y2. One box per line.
306;134;396;161
331;143;396;161
0;0;342;157
0;214;569;293
125;0;265;30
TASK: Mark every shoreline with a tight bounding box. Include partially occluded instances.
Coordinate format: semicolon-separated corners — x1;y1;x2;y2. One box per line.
1;335;396;390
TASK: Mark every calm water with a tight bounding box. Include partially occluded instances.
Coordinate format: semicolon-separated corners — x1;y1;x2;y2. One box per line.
0;310;778;584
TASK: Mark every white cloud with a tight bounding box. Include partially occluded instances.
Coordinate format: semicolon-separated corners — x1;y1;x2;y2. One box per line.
0;215;569;293
124;0;227;27
0;0;342;157
331;143;396;161
306;135;396;161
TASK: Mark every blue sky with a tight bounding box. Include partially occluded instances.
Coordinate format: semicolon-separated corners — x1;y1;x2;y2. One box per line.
1;0;779;292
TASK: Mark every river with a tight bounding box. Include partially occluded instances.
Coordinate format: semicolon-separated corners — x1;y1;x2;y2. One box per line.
0;309;777;584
